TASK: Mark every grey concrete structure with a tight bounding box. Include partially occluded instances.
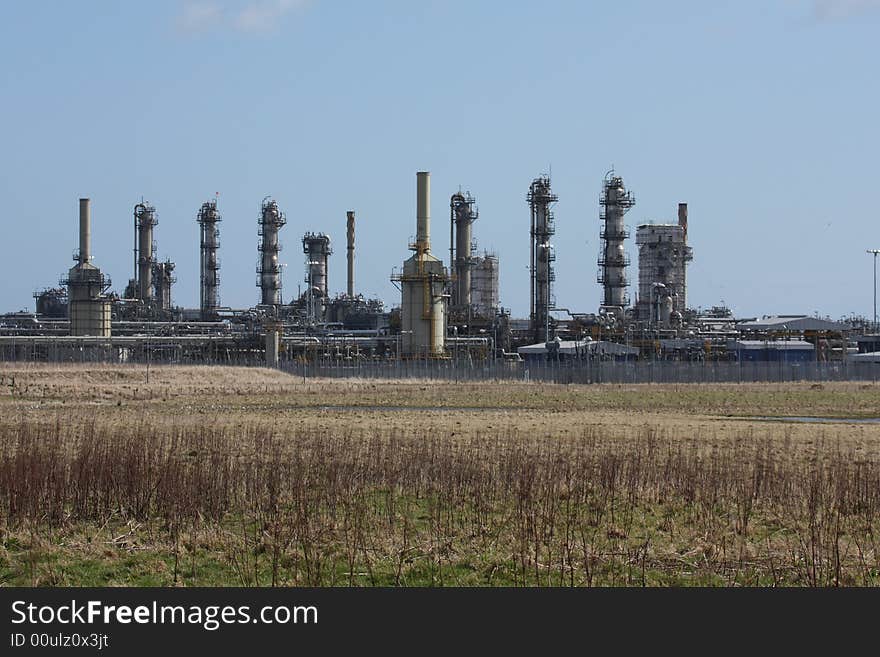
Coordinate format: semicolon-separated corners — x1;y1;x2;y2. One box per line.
635;222;693;323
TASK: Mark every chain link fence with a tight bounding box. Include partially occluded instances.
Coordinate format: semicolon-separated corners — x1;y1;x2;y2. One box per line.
281;359;880;384
2;338;878;384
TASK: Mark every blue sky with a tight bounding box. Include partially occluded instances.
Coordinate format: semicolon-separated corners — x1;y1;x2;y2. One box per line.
1;1;878;320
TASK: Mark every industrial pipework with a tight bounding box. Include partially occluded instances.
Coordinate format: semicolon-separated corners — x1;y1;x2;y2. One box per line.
62;198;111;336
598;171;634;310
133;202;158;303
471;251;500;317
256;197;286;306
197;199;221;318
394;171;449;357
152;259;176;311
528;176;557;344
346;211;356;298
450;191;478;310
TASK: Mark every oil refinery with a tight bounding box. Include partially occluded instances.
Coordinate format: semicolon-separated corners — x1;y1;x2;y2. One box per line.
1;168;875;369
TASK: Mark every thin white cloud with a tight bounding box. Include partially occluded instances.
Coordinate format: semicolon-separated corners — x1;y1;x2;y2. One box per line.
811;0;880;20
174;0;310;35
234;0;310;33
176;1;224;33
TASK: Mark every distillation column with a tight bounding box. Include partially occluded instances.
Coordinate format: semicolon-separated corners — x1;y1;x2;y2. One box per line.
134;202;157;303
303;232;332;324
198;199;221;318
678;202;689;310
598;172;634;310
257;197;286;306
528;176;557;344
346;211;356;298
450;192;478;310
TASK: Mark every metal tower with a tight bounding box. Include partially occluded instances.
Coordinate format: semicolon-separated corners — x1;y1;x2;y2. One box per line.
256;197;286;306
528;176;557;344
197;199;221;318
346;211;356;298
450;191;478;310
598;171;634;309
133;202;158;303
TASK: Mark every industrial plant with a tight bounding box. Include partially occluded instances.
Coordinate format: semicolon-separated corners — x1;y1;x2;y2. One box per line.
2;167;877;370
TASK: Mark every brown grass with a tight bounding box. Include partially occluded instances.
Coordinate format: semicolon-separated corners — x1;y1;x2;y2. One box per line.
1;364;878;586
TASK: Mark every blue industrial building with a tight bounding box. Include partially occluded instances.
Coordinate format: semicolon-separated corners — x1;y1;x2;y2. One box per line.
727;339;815;362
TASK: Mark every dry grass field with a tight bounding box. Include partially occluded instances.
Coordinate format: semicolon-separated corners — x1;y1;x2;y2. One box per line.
1;363;879;586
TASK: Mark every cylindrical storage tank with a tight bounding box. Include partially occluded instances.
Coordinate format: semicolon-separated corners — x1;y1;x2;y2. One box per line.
69;298;111;337
401;256;446;357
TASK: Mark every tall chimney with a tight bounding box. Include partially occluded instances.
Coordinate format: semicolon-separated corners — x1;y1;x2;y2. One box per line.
79;198;91;264
346;211;355;297
678;202;688;240
416;171;430;253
